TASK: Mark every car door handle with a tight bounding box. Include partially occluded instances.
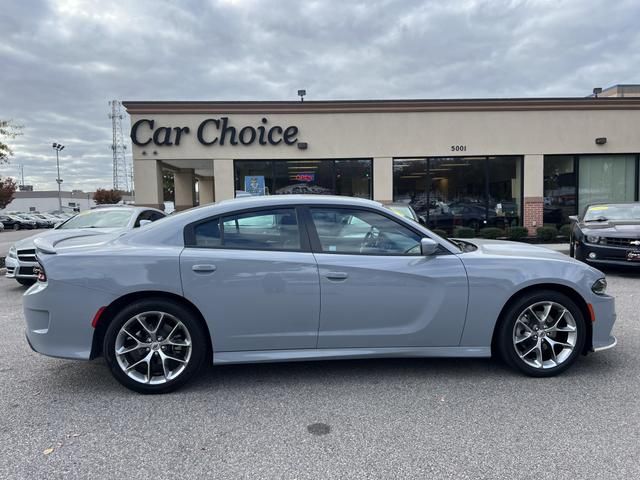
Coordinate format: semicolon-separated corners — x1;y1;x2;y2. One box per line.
192;264;217;273
325;271;348;280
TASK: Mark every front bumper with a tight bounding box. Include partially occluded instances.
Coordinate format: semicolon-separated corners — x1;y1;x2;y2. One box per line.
578;242;640;267
4;256;38;279
589;293;617;352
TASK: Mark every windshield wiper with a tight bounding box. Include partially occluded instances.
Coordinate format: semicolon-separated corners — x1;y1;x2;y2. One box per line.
585;216;609;222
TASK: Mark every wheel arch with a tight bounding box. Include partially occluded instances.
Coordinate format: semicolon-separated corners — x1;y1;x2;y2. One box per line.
490;283;593;356
90;290;213;361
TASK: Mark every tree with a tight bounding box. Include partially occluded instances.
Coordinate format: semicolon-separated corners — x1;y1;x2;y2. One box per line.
0;177;17;209
0;120;23;164
93;188;123;204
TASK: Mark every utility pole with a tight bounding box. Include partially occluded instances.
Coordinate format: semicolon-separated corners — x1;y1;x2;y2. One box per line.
52;143;65;211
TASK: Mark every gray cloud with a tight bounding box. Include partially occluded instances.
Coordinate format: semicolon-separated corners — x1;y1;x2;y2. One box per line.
1;0;638;190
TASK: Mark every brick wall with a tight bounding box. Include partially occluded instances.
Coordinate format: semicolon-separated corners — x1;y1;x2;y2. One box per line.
524;196;544;235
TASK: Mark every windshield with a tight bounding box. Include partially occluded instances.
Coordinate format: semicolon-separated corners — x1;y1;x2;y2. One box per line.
584;204;640;222
389;206;416;221
57;210;133;229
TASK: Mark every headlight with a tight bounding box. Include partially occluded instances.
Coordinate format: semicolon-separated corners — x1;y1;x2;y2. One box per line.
586;235;601;244
8;246;17;258
592;278;607;295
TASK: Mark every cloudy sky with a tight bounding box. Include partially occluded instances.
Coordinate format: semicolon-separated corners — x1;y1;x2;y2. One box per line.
1;0;639;191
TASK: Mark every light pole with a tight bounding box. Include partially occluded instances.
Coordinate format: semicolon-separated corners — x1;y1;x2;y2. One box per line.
52;143;65;211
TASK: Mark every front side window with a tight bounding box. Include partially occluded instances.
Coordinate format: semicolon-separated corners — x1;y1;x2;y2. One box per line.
310;208;421;255
191;208;301;251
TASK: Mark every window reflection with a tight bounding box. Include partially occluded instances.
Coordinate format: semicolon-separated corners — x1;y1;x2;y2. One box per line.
393;156;523;233
234;159;372;199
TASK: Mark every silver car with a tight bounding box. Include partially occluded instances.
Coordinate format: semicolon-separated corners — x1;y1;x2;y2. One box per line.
24;195;616;394
6;206;165;286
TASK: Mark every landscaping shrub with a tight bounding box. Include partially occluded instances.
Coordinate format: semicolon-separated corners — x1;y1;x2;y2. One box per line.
559;224;572;238
453;227;475;238
478;227;505;239
536;226;558;241
507;226;529;241
432;229;448;238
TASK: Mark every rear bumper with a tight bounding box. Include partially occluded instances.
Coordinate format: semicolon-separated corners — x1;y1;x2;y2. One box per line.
23;281;116;360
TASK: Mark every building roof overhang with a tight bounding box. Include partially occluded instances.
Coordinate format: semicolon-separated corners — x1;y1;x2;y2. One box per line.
123;97;640;115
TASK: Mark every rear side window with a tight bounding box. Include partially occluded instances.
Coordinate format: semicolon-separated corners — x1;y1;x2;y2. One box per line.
193;219;221;247
189;208;301;251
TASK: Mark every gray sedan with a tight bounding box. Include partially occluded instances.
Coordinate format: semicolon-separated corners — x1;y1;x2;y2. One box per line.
24;196;616;393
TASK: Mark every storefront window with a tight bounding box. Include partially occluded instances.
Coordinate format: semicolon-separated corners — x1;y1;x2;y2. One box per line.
234;159;372;199
393;158;428;213
234;160;273;196
543;156;576;227
578;155;637;214
393;156;523;233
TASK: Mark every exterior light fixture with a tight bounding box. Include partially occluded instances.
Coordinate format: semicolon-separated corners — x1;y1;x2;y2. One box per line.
52;143;65;210
595;137;607;145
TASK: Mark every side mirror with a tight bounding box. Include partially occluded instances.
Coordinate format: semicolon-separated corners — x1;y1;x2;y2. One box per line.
420;237;439;256
568;215;579;223
139;219;152;227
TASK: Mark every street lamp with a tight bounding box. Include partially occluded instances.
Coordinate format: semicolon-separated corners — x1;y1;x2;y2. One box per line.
52;143;65;211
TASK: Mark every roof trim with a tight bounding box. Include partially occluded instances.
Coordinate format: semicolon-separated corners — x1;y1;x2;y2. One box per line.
122;97;640;114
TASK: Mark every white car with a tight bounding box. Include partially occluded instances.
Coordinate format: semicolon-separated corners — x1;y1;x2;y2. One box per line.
5;206;165;286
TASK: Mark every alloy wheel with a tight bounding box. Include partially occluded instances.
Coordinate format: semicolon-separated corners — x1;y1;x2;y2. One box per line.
512;301;578;369
115;311;192;385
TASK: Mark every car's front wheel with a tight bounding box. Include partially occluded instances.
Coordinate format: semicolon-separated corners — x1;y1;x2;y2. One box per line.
103;299;207;394
497;290;586;377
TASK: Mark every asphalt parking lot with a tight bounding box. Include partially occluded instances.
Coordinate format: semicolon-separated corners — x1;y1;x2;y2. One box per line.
0;268;638;479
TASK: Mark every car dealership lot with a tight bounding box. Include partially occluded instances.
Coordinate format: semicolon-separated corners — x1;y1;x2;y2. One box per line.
0;270;638;479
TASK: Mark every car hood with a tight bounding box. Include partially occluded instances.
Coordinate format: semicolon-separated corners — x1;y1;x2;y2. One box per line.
579;222;640;238
456;238;573;262
13;227;122;250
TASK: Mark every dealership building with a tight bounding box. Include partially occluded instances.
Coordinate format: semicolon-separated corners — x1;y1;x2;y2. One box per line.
123;84;640;233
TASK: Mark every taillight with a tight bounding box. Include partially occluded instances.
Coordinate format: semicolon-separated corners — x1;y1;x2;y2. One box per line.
35;263;47;282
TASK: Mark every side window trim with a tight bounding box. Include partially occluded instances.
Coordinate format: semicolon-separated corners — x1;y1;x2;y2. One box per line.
303;205;426;256
184;206;311;252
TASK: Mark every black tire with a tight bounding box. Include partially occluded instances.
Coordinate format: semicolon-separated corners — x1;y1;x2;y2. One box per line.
16;278;36;287
103;298;208;394
497;290;586;377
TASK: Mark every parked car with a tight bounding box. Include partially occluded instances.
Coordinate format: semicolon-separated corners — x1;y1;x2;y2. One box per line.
17;213;50;229
569;202;640;266
385;203;422;224
24;195;616;394
31;213;60;228
2;214;37;230
5;206;166;286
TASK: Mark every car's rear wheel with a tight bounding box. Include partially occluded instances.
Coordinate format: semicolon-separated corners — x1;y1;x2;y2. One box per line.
497;290;586;377
16;278;35;287
103;299;207;394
